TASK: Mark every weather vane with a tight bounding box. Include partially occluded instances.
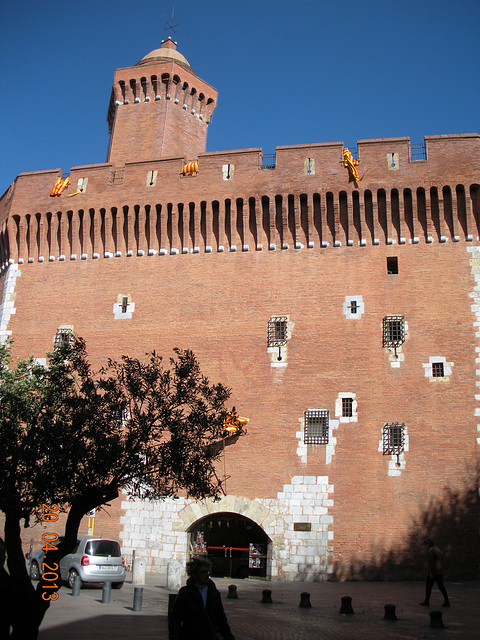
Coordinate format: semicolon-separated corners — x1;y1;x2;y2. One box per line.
163;5;179;39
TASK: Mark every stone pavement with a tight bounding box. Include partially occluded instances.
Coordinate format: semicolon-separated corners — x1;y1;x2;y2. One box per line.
38;573;480;640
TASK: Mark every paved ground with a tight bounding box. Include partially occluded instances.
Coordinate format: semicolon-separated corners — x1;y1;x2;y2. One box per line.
38;573;480;640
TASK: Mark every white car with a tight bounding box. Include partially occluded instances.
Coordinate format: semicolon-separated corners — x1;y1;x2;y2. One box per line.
30;535;126;589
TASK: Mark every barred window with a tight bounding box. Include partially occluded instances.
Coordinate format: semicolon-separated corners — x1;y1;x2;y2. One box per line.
349;300;358;314
267;316;288;347
382;422;405;455
382;316;405;348
54;326;74;347
112;405;129;428
432;362;444;377
342;397;353;418
304;410;329;444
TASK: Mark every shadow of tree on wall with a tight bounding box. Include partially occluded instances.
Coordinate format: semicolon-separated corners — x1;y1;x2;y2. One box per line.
332;479;480;581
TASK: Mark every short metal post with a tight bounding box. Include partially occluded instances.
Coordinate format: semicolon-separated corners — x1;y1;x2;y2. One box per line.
429;610;444;628
133;586;143;612
261;589;272;603
227;584;238;599
71;575;81;597
299;592;311;608
383;604;397;621
102;581;111;604
168;593;177;618
339;595;354;614
132;549;136;574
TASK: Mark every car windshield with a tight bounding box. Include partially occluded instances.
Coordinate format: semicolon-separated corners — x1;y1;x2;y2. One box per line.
85;540;121;557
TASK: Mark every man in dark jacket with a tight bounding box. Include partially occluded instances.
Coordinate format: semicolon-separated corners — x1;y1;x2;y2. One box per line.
420;538;450;607
169;557;234;640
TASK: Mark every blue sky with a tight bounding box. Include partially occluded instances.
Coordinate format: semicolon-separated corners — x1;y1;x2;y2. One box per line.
1;0;479;191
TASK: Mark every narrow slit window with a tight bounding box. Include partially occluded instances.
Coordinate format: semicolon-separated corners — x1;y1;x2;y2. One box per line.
304;410;329;444
349;300;358;314
121;297;129;313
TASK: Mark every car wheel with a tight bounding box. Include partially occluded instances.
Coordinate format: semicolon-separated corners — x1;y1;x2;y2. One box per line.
30;561;40;581
68;569;81;590
112;582;124;589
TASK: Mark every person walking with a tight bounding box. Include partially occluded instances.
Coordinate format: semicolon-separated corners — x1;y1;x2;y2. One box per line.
169;556;235;640
420;538;450;607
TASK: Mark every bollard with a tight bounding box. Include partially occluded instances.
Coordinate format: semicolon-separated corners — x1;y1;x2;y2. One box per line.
227;584;238;599
132;558;146;585
71;574;81;597
102;581;111;604
383;604;397;621
429;610;444;629
167;561;182;590
168;593;178;618
133;586;143;611
261;589;273;603
299;592;312;608
339;595;354;614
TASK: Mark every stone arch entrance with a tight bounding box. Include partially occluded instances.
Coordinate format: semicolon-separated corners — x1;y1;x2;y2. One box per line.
189;512;270;579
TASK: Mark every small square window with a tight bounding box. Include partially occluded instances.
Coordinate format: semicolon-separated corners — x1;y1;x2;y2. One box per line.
432;362;444;377
267;317;288;347
382;316;405;348
387;257;398;274
382;422;405;455
304;410;329;444
342;398;353;418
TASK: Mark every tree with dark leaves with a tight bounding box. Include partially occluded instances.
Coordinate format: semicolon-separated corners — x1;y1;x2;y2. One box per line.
0;337;242;638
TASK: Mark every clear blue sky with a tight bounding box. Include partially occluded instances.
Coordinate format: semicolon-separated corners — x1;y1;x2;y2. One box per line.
1;0;479;191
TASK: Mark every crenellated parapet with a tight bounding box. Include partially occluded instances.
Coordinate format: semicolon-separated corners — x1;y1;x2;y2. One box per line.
1;134;479;268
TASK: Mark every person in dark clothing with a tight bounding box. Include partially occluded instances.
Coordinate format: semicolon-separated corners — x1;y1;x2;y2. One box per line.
420;538;450;607
169;557;234;640
0;537;14;638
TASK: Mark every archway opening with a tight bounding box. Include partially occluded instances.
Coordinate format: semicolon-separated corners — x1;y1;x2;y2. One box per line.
189;512;270;579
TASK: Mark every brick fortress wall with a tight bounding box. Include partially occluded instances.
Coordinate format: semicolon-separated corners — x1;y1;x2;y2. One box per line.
0;134;479;580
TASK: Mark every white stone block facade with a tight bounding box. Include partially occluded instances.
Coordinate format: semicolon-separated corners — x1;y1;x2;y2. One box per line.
0;263;19;343
120;474;334;582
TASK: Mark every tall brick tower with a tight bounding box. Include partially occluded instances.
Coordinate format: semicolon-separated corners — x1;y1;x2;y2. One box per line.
106;37;217;164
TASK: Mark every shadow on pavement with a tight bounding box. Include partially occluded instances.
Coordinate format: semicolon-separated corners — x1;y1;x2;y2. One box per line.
39;614;169;640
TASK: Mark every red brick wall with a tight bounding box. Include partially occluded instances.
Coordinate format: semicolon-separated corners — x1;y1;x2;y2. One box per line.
2;236;479;578
1;127;479;579
107;55;217;165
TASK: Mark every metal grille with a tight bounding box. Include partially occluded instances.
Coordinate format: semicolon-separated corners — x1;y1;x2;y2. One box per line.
304;410;329;444
267;317;288;347
260;154;276;170
410;143;426;161
342;397;353;418
382;316;405;347
54;328;74;347
382;422;405;454
432;362;444;377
